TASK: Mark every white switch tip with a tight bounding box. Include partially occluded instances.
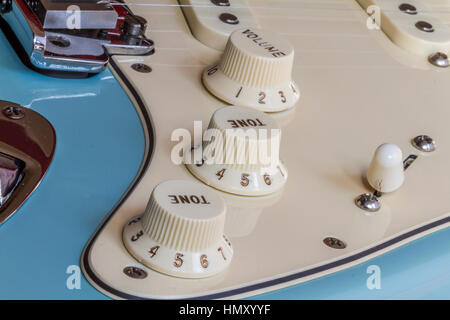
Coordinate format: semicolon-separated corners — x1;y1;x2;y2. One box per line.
367;143;404;193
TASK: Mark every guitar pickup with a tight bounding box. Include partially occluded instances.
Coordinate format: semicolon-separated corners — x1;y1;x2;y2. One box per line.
356;0;450;58
0;0;154;74
0;153;24;208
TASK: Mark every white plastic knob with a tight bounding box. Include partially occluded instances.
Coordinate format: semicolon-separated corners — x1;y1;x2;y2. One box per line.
202;28;300;112
123;180;233;279
186;106;288;196
367;143;404;193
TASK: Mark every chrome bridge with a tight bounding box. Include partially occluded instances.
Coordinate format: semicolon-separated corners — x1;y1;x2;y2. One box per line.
0;0;154;74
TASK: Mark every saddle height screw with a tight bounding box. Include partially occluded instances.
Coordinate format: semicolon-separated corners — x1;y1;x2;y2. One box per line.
399;3;417;15
131;63;152;73
415;21;434;32
3;106;25;120
219;13;239;25
210;0;230;7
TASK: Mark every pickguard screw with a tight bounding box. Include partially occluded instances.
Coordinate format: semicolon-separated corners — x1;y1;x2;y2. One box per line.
123;266;147;279
3;106;24;120
412;135;436;152
415;21;434;32
219;13;239;25
355;193;381;212
428;52;449;68
131;63;152;73
399;3;417;15
323;237;347;249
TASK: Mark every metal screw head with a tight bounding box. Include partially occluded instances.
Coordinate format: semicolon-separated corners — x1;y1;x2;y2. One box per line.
412;135;436;152
416;21;434;32
355;193;380;212
323;237;347;249
123;266;147;279
3;106;24;120
428;52;449;68
0;0;12;14
219;13;239;25
211;0;230;6
131;63;152;73
399;3;417;15
48;35;71;48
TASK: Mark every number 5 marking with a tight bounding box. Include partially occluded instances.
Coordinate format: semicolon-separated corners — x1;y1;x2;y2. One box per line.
174;253;184;268
241;173;250;187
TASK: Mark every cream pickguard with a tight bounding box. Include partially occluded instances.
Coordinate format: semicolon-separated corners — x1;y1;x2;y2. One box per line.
82;0;450;299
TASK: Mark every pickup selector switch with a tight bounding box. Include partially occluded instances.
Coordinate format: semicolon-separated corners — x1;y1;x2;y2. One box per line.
123;180;233;279
367;144;404;193
186;106;288;196
203;28;300;112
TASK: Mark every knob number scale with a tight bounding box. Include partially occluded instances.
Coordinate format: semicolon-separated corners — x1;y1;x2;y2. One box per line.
122;180;233;279
202;28;300;112
186;106;288;196
188;157;287;196
205;65;299;109
123;216;233;278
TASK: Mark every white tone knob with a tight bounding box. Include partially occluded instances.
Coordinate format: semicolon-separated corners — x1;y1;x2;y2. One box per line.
367;143;404;193
123;180;233;279
186;106;288;196
202;28;300;112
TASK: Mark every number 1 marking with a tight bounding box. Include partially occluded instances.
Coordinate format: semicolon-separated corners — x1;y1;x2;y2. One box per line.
218;247;226;260
236;87;243;98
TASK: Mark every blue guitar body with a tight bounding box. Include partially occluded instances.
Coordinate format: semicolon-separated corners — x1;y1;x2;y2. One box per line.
0;1;448;300
0;28;145;299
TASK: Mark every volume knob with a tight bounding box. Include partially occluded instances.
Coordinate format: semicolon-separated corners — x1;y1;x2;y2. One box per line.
123;180;233;278
186;106;288;196
203;28;300;112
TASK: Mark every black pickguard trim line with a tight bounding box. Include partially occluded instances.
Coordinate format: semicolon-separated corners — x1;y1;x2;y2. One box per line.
81;57;155;300
81;60;450;300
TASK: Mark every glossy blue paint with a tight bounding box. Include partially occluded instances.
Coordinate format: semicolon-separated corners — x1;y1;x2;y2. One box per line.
250;227;450;300
0;29;142;299
0;20;448;299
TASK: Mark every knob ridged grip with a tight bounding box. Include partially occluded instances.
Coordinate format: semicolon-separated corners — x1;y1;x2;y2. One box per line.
219;34;293;89
203;28;300;112
141;186;225;252
186;106;288;196
123;180;233;278
202;105;281;169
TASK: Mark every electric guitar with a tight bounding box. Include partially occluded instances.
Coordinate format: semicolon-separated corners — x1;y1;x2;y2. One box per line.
0;0;449;299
